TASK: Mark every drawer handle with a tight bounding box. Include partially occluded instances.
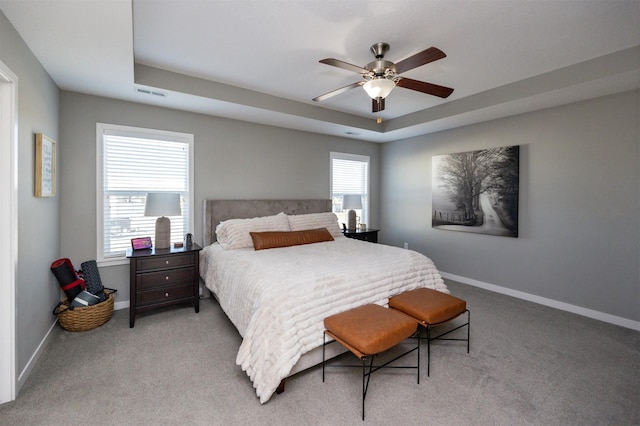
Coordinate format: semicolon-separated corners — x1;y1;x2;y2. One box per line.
165;292;169;297
165;276;169;280
165;260;170;265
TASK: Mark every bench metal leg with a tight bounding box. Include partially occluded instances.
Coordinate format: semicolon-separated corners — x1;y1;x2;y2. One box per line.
323;330;420;421
361;355;374;421
423;309;471;376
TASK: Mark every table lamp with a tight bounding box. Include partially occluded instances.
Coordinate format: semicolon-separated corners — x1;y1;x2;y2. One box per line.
342;194;362;231
144;192;181;249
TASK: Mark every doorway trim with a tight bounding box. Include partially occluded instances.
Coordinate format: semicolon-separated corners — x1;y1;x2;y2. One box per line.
0;59;18;404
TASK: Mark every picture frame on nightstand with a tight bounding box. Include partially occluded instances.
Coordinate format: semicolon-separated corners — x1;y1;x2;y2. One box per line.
131;237;153;250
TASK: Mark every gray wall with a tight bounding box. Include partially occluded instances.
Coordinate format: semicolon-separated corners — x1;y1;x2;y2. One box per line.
59;91;380;300
380;91;639;322
0;12;61;381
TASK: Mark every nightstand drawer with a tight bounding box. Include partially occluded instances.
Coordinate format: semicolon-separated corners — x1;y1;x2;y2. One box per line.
137;267;194;290
137;254;194;271
137;283;194;306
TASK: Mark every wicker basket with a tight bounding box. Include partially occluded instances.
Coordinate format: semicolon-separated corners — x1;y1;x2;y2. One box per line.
53;289;116;332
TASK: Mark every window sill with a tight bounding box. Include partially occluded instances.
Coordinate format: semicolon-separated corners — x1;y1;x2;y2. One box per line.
97;257;129;268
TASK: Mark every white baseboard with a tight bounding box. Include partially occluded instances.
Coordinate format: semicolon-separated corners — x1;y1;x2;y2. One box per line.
16;300;129;395
17;319;58;393
16;300;129;397
114;300;129;311
440;271;640;331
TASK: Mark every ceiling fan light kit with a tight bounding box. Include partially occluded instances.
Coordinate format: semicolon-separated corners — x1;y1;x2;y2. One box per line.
314;42;454;113
363;78;396;99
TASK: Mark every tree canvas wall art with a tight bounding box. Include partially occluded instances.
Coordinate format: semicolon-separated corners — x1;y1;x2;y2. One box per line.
432;145;519;237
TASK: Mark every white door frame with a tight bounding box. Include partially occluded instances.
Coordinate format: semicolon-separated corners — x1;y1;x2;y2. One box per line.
0;60;18;404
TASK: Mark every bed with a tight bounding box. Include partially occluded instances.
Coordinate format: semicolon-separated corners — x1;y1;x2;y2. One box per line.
200;199;447;403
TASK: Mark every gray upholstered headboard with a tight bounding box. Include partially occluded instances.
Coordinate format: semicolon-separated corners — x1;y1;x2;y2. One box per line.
203;199;332;246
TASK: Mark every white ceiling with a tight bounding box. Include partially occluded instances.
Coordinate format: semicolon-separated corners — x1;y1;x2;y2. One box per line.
1;0;639;142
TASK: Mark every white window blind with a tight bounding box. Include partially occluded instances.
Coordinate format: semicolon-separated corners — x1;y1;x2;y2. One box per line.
331;152;370;227
97;123;194;264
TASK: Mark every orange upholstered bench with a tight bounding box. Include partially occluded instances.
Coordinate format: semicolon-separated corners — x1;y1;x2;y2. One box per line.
322;304;419;421
389;288;470;376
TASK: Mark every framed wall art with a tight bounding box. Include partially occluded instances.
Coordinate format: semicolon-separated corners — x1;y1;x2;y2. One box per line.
432;145;519;237
35;133;56;197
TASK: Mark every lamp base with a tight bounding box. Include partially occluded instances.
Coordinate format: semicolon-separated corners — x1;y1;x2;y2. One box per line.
155;216;171;249
347;210;357;231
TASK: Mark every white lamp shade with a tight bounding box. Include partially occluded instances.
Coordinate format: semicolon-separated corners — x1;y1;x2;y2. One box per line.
363;78;396;99
144;192;181;217
342;194;362;210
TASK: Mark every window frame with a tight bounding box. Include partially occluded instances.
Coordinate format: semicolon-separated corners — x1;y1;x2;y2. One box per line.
330;152;370;227
96;123;194;266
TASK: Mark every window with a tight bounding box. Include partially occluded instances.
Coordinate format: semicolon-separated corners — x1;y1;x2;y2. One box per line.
97;123;194;265
330;152;370;227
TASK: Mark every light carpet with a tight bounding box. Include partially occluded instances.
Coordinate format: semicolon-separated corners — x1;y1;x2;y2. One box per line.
0;280;638;425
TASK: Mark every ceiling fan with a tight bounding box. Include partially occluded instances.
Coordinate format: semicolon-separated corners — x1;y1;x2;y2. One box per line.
313;42;454;113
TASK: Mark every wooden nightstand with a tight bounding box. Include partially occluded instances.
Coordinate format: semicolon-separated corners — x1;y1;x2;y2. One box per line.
343;228;379;243
127;243;202;328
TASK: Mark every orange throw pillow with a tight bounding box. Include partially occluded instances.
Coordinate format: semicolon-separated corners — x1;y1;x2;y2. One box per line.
250;228;334;250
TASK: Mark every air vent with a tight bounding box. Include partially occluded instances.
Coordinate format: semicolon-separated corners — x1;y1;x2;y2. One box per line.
135;87;167;98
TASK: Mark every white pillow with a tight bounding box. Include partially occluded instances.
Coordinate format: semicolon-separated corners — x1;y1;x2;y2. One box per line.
216;213;290;250
287;212;344;239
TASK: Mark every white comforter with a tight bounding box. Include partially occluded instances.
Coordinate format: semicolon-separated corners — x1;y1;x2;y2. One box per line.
200;237;447;403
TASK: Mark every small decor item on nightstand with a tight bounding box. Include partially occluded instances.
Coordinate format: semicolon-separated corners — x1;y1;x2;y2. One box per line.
185;233;193;247
131;236;152;251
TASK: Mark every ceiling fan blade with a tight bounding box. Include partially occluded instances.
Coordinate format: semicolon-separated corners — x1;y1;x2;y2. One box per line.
319;58;370;74
372;97;385;113
396;77;454;98
313;81;364;102
393;47;446;75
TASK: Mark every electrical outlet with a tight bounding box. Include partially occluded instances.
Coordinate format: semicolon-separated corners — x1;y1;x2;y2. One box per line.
403;242;409;249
